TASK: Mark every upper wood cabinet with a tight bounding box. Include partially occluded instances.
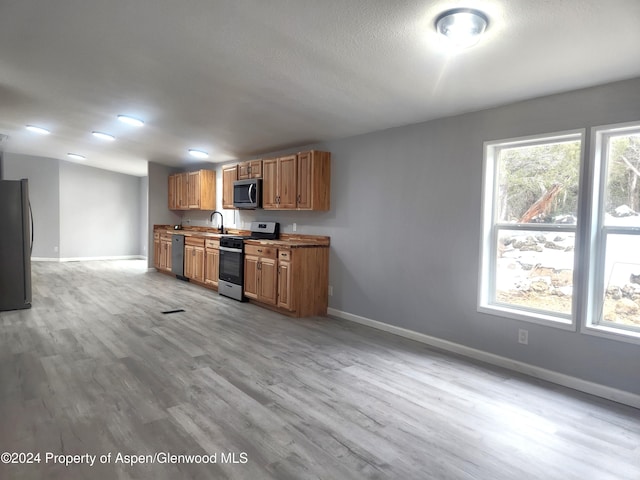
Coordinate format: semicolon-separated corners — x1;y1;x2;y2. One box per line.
168;169;216;211
220;150;330;211
263;155;297;209
263;151;330;211
297;150;330;210
168;175;177;210
237;159;262;180
222;164;238;210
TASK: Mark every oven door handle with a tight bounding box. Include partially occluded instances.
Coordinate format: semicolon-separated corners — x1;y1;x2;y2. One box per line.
219;246;243;253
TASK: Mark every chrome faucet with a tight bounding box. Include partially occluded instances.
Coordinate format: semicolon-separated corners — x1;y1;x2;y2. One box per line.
210;210;224;234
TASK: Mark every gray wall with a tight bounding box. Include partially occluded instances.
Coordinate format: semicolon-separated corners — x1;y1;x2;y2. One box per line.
58;161;142;259
3;153;61;259
204;77;640;396
3;153;145;260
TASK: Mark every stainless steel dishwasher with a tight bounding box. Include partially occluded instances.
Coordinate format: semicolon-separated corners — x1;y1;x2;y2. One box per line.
171;234;185;277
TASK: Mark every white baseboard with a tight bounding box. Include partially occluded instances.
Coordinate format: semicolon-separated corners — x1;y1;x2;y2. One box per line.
328;307;640;410
32;255;146;262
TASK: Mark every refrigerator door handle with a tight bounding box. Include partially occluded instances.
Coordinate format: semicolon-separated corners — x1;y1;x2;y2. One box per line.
29;201;34;255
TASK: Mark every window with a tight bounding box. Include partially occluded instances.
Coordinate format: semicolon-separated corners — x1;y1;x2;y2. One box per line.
479;131;584;328
585;123;640;340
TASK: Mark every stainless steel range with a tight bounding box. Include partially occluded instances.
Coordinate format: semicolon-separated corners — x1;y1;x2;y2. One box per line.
218;221;279;301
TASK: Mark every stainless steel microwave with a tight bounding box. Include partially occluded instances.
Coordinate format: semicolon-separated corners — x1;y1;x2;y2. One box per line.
233;178;262;209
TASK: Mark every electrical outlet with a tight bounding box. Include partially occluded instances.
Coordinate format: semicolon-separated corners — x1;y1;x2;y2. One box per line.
293;223;297;232
328;285;333;296
518;329;529;345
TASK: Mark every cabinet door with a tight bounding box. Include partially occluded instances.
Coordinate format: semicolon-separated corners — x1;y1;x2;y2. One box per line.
177;173;189;210
166;241;172;271
188;171;201;209
262;158;279;209
278;155;297;209
184;245;194;278
193;246;205;281
296;151;312;209
237;162;250;180
222;165;237;209
249;160;262;178
168;175;178;210
154;238;161;269
277;261;292;310
205;248;219;286
297;151;330;211
259;257;278;305
244;255;259;299
160;240;172;271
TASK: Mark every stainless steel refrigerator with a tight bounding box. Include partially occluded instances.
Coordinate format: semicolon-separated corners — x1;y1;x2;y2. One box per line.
0;179;32;311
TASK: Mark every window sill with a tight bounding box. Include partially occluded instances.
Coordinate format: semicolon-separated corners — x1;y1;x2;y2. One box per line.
581;323;640;345
478;303;576;331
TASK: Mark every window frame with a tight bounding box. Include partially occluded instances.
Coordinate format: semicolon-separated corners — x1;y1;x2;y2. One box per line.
581;122;640;344
478;129;585;330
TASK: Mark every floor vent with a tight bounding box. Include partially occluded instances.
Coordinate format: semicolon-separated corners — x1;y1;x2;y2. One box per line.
161;309;185;314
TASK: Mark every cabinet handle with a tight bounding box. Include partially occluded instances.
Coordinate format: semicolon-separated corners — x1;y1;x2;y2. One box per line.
297;194;301;203
257;249;263;253
257;262;261;271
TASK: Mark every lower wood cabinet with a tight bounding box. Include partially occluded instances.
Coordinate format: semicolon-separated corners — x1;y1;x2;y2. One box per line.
277;249;292;310
154;228;329;318
184;237;205;282
153;233;161;269
245;243;329;316
244;245;278;305
156;234;172;272
204;239;220;288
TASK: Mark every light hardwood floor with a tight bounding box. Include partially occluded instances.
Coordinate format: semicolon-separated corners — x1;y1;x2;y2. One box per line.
0;260;638;480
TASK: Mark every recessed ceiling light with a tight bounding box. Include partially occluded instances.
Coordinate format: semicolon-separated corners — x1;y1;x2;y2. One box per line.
25;125;51;135
67;153;86;161
435;8;488;49
188;149;209;159
92;131;116;141
117;115;144;127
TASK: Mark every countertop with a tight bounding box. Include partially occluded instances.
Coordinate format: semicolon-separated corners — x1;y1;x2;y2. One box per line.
154;225;329;248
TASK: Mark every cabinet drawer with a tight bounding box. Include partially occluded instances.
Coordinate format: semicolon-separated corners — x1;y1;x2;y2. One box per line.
205;239;220;249
160;234;172;242
154;232;160;240
185;236;205;247
278;249;292;261
245;244;277;259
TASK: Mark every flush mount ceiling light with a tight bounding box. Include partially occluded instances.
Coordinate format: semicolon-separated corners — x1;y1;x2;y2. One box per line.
435;8;488;49
25;125;51;135
188;149;209;159
67;153;86;161
92;131;116;141
117;115;144;127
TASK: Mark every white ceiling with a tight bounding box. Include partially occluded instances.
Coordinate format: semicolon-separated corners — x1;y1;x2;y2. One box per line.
1;0;639;177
